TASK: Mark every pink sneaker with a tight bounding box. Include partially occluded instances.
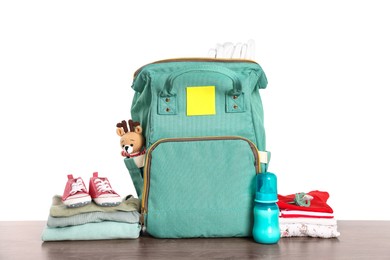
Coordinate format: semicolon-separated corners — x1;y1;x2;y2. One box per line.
89;172;121;207
62;174;91;208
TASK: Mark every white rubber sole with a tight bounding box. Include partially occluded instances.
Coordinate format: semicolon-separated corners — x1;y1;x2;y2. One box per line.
93;196;121;207
63;195;92;208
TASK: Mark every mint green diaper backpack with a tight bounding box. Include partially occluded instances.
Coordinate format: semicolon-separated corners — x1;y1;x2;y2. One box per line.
125;58;269;238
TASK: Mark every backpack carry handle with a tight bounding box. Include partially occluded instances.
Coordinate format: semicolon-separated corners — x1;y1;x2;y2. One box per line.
160;65;242;97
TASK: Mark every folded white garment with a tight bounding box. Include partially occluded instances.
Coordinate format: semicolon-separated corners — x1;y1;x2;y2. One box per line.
279;217;340;238
280;210;334;218
279;217;337;225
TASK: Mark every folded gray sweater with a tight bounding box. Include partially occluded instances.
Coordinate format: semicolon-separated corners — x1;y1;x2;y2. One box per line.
47;210;140;227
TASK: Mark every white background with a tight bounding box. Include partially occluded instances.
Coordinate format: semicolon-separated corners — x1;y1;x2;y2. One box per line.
1;0;389;221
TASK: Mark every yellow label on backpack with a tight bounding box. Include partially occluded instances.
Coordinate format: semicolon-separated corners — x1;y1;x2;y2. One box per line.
186;86;216;116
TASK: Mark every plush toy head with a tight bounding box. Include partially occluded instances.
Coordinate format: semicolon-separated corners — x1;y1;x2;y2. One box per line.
116;120;145;158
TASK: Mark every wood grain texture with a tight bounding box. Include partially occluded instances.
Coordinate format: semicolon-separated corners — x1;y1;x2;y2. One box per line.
1;221;390;260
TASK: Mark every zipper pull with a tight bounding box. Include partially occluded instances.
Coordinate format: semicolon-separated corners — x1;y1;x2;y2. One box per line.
140;208;146;232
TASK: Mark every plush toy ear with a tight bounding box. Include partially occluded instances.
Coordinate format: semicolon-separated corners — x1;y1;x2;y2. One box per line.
116;128;125;137
134;125;142;134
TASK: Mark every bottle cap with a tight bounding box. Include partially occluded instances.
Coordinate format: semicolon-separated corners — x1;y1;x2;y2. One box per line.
255;172;278;203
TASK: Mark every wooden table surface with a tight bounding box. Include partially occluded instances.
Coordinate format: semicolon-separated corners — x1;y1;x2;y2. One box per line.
0;221;389;259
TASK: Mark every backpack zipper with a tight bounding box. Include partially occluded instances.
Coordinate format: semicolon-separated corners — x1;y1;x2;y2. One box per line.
133;58;259;78
140;136;260;226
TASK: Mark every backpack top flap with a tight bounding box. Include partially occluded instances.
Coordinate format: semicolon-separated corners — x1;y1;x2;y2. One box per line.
131;58;268;150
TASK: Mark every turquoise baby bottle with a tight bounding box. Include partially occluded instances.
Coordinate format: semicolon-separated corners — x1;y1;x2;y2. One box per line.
252;172;280;244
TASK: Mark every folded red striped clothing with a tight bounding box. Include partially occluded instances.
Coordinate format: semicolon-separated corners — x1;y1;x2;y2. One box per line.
280;210;334;218
277;190;334;214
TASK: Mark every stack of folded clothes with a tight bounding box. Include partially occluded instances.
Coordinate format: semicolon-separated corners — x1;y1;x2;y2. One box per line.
42;172;142;241
277;190;340;238
42;195;141;241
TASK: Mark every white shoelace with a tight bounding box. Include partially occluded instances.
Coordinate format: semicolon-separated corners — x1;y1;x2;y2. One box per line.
94;178;114;193
70;179;86;195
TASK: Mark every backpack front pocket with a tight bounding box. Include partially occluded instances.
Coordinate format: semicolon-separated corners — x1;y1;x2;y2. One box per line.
142;136;259;238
